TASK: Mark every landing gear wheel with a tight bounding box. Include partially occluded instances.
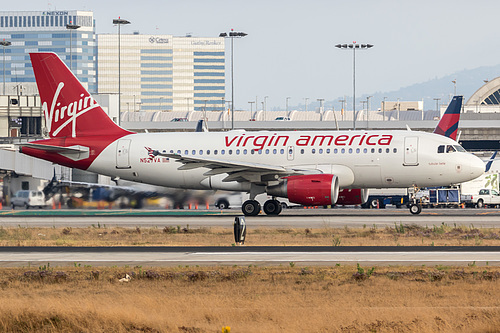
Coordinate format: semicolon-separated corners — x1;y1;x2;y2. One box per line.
409;203;422;215
242;200;261;216
263;199;282;215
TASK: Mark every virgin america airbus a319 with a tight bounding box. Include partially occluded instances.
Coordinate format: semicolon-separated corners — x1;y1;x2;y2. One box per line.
19;53;484;216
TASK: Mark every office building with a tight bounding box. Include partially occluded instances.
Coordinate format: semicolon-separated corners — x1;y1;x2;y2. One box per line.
97;34;225;112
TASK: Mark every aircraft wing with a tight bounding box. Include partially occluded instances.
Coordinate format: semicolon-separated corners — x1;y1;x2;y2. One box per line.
154;151;316;184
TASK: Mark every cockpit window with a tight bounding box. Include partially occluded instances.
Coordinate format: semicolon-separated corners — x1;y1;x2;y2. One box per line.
437;145;445;153
446;145;456;153
454;145;466;152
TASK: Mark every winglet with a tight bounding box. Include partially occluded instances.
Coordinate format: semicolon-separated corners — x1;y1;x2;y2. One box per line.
485;151;498;172
433;95;462;140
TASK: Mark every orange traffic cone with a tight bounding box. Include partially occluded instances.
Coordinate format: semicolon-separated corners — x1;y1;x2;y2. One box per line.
52;200;56;209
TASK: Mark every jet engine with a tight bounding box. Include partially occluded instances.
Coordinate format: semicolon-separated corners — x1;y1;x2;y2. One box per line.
336;188;369;205
267;174;339;206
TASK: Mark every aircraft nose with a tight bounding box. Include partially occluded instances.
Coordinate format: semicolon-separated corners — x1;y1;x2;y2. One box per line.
469;154;485;179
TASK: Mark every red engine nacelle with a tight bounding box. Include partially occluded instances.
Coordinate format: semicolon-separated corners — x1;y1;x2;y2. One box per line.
336;188;369;205
267;174;339;206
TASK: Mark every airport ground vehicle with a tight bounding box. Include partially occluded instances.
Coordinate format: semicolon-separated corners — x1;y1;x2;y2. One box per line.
11;190;46;209
361;188;409;208
461;188;500;208
460;172;499;207
18;53;484;216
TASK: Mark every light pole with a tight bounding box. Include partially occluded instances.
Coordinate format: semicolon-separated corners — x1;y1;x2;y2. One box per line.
113;17;131;126
248;101;255;112
397;98;400;120
339;97;346;121
434;98;441;116
335;42;374;130
452;79;457;96
219;30;248;130
382;96;387;121
304;98;309;112
264;96;268;121
286;97;291;114
66;22;80;72
317;98;325;113
1;39;11;96
366;95;372;128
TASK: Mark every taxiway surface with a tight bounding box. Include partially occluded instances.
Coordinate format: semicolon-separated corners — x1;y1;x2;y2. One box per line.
1;208;500;228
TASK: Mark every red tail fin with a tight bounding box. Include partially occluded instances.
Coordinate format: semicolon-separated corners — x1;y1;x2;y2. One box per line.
433;95;462;141
30;52;131;138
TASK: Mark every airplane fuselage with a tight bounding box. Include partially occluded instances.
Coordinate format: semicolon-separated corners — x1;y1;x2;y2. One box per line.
84;129;482;191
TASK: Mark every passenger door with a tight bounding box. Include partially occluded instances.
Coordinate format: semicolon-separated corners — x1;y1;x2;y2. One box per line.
404;137;418;166
116;139;131;169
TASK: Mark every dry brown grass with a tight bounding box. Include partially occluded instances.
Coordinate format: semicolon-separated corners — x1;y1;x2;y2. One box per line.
0;265;499;332
0;223;499;247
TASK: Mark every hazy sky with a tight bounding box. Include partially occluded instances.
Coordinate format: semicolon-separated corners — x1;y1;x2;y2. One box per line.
13;0;500;110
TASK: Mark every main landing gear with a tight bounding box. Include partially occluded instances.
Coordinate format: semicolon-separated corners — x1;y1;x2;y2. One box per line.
241;199;283;216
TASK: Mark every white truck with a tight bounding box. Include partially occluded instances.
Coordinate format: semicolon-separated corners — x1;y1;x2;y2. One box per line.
469;188;500;208
460;173;500;208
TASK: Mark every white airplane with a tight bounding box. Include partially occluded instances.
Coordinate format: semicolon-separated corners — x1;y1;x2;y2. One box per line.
19;52;484;216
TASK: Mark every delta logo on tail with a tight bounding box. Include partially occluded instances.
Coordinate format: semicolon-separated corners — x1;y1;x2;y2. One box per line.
433;95;462;140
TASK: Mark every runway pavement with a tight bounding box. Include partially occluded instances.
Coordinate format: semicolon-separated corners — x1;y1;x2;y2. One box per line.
0;246;499;267
1;207;500;228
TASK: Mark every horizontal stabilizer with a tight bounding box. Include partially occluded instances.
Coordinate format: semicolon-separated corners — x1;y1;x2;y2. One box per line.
19;143;89;154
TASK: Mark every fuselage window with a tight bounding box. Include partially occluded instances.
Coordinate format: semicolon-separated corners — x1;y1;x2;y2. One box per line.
393;148;397;153
348;148;353;154
221;150;225;155
319;148;323;154
251;149;255;155
199;150;203;155
326;148;330;154
236;149;240;155
243;149;247;155
363;148;367;153
177;150;181;154
229;150;233;155
207;150;210;155
301;149;305;154
312;148;316;154
334;148;338;154
258;149;263;155
386;148;390;153
371;148;375;153
273;149;277;154
281;149;285;154
265;149;270;154
356;148;360;154
192;150;196;155
170;150;174;154
341;148;345;154
214;150;218;155
378;148;382;153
